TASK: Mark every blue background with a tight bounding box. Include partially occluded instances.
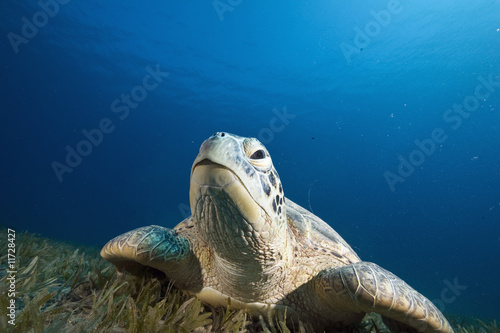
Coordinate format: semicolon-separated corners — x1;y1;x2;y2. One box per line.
1;0;499;321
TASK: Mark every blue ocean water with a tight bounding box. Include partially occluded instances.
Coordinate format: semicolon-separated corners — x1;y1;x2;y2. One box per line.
1;0;499;321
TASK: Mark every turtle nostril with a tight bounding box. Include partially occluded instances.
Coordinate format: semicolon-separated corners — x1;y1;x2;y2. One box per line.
221;132;225;137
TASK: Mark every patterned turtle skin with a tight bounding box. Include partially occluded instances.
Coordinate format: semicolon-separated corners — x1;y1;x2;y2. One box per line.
101;132;453;333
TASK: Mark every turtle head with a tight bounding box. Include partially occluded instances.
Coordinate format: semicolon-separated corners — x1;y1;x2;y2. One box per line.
190;132;291;299
190;132;287;254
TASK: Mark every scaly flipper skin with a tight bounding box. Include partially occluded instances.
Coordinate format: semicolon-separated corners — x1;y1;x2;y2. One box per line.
100;225;203;292
315;262;453;333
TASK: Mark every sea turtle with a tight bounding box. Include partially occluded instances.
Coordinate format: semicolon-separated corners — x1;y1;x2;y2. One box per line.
101;132;453;333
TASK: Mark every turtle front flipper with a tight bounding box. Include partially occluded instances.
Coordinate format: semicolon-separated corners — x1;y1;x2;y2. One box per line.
101;225;202;291
314;262;453;333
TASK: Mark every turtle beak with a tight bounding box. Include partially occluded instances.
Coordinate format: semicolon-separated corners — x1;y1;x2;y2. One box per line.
190;159;237;188
190;159;262;226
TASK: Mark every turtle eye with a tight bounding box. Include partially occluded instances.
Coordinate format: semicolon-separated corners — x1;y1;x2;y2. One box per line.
250;149;265;160
248;149;271;168
243;138;272;169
